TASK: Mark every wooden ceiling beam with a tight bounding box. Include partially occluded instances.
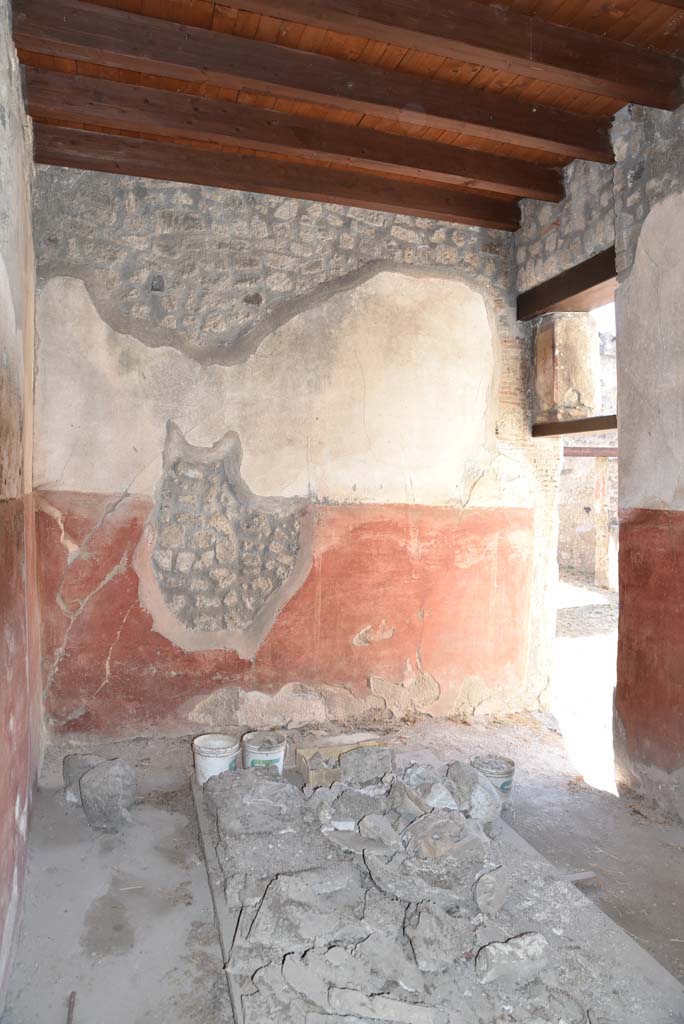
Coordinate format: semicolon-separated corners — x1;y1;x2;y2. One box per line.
517;248;616;321
233;0;684;109
32;125;522;230
13;0;613;162
24;68;563;202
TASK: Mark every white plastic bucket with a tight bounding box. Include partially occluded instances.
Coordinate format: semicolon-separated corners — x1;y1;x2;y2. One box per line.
193;733;241;784
242;731;287;774
471;754;516;802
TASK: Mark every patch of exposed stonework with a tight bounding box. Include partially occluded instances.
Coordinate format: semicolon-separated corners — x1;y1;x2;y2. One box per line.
612;103;684;279
515;160;614;293
136;424;313;658
33;167;515;364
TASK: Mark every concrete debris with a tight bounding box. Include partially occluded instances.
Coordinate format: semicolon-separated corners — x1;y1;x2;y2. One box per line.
79;758;136;831
446;759;502;825
206;766;305;836
358;812;403;849
406;902;475;972
475;932;549;986
474;866;507;917
329;988;436;1023
330;787;388;829
247;865;370;954
365;847;481;908
339;745;393;789
62;753;105;805
403;809;485;861
203;747;598;1024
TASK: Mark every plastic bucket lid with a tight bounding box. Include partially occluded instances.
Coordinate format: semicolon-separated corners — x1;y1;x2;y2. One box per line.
471;754;515;796
471;754;515;777
194;733;241;756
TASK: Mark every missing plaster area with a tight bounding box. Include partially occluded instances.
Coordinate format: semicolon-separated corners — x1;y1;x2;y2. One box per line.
137;423;312;657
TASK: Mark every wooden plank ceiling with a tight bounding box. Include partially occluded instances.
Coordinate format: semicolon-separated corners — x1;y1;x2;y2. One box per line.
12;0;684;230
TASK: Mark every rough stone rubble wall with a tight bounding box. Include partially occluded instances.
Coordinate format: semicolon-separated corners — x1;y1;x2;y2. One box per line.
34;168;513;365
31;167;562;736
612;103;684;279
515;160;614;293
0;0;41;1011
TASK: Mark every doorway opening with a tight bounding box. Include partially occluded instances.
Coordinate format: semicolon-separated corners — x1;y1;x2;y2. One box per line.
552;300;618;794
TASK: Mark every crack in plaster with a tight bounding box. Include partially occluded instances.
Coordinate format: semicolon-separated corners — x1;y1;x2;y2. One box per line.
87;599;138;706
46;549;130;701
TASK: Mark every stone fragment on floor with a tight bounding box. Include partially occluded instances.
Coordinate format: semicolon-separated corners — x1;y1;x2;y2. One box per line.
62;753;105;804
475;932;549;985
79;758;136;831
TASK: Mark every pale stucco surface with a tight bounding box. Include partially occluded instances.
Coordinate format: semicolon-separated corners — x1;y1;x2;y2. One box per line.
618;193;684;512
35;271;499;507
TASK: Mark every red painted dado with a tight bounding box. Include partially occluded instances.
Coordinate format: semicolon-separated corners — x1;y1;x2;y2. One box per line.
35;490;535;735
0;498;42;996
617;508;684;775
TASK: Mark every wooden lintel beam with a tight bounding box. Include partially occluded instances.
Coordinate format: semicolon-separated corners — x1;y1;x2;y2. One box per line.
533;415;617;437
23;68;563;202
32;125;522;230
234;0;684;109
517;248;617;321
564;446;618;457
12;0;613;163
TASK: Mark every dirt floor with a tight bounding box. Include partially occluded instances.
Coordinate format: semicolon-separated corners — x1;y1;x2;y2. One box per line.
4;574;684;1021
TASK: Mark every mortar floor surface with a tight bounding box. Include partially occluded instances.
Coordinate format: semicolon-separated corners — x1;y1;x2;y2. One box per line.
3;738;233;1024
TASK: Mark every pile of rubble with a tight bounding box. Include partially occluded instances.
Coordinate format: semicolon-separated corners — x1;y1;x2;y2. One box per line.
204;747;594;1023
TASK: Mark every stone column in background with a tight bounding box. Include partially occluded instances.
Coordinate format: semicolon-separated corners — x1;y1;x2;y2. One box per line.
533;313;601;425
593;458;618;592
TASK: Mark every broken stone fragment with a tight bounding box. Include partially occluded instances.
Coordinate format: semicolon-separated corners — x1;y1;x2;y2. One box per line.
326;830;394;856
362;888;408;935
445;760;480;808
282;951;330;1010
79;758;137;832
475;932;549;986
474;866;507;917
365;847;482;908
389;779;424;826
355;932;425;995
329;988;436;1023
247;864;370;955
330;787;387;829
339;745;393;789
359;812;403;849
242;961;308;1024
406;901;476;972
403;809;484;861
205;767;305;836
62;753;105;805
468;774;502;826
446;760;502;826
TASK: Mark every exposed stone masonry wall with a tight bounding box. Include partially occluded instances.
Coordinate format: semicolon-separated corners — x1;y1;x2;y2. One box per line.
515;161;614;293
612;104;684;279
33;167;514;365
